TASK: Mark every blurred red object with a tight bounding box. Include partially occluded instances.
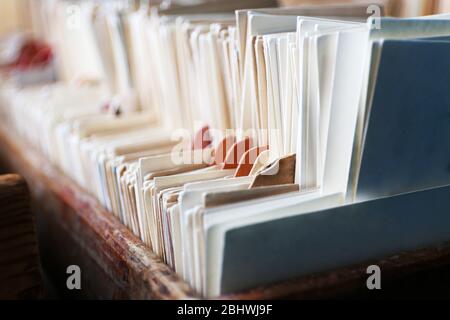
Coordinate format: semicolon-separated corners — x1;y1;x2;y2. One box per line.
1;39;53;71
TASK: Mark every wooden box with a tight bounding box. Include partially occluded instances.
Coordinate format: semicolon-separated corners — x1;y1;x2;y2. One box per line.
1;127;450;299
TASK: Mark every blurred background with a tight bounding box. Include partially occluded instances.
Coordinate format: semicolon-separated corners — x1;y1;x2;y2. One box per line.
1;0;449;37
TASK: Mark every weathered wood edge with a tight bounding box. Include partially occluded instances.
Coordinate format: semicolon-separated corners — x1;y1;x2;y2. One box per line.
0;127;198;300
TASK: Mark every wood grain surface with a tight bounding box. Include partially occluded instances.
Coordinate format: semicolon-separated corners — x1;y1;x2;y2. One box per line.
0;173;43;299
